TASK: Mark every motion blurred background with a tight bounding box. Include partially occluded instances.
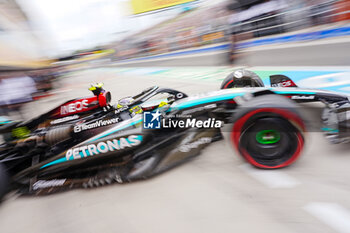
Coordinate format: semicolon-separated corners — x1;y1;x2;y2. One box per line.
1;0;350;118
1;0;350;233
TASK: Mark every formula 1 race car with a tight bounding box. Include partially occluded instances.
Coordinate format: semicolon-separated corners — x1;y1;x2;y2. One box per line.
0;69;349;200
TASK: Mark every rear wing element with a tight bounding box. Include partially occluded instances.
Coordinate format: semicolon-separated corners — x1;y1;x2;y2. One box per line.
270;75;298;88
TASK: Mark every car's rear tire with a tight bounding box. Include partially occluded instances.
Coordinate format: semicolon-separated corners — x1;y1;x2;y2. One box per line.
230;95;306;169
0;163;9;200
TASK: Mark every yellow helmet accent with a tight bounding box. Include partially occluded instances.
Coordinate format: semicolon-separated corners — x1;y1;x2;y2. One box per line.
89;83;104;91
158;101;168;107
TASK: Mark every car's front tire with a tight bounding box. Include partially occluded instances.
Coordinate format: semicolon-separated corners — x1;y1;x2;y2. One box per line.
230;95;306;169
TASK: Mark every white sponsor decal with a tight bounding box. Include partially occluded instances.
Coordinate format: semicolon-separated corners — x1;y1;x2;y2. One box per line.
272;80;293;87
291;95;315;100
33;179;66;190
163;118;222;129
179;137;212;152
50;115;79;125
234;70;243;78
115;106;128;114
61;100;89;115
66;135;142;160
74;117;120;133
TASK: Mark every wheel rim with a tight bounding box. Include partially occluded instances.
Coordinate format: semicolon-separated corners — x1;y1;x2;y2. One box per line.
242;117;296;160
256;129;281;145
231;108;305;169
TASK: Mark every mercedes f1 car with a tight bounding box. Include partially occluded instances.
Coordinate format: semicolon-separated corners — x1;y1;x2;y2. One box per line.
0;69;349;200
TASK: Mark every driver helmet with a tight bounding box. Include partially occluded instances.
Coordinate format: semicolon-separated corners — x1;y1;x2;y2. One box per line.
89;83;104;96
229;69;264;87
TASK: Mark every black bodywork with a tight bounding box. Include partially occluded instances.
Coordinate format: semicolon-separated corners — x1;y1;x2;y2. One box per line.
0;71;350;198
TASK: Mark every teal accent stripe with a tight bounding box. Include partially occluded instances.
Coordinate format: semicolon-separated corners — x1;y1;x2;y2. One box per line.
171;91;315;111
39;90;316;170
173;93;244;110
40;157;67;169
274;91;316;95
0;121;12;125
321;127;339;132
40;135;144;169
88;118;143;143
40;119;143;169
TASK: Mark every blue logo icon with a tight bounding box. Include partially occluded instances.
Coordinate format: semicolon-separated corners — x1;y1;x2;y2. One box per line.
143;110;162;129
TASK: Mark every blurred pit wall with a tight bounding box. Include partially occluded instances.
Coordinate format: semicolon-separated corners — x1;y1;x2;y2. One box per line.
112;0;350;61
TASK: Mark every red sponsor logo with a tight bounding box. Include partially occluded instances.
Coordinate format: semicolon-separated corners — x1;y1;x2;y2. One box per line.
55;97;99;117
280;81;293;87
61;100;89;115
50;96;101;118
272;80;296;87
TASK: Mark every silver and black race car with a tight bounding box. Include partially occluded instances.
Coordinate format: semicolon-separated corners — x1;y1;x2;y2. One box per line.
0;69;349;200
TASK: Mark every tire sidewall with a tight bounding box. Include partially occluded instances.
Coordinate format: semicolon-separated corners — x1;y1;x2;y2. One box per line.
230;95;306;169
